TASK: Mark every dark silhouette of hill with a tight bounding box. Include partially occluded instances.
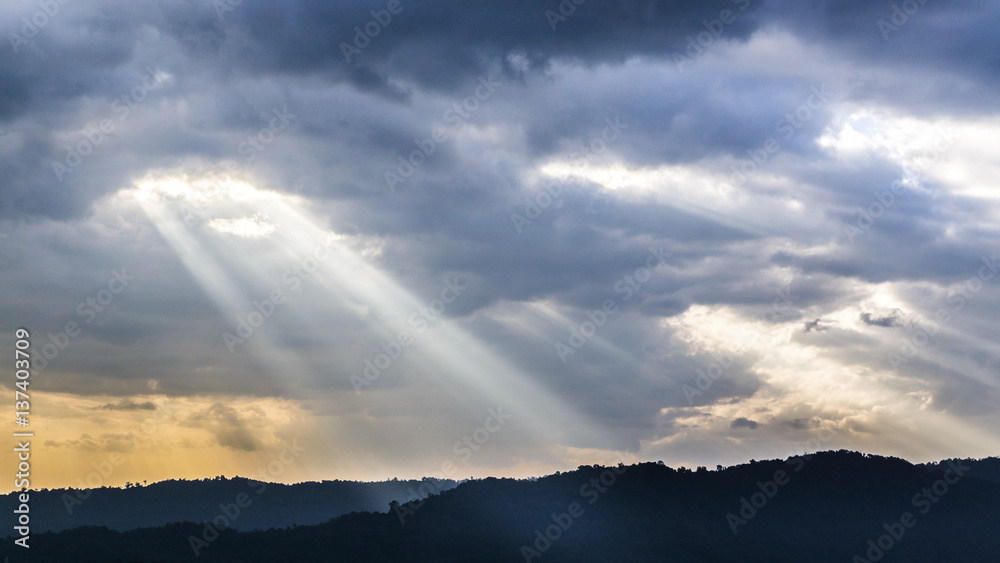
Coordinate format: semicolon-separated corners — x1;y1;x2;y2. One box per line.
0;475;457;533
918;457;1000;483
3;450;999;562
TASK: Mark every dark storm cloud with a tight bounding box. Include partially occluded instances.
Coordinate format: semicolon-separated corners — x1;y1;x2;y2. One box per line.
730;417;758;429
209;0;762;87
1;0;995;224
767;0;1000;115
2;0;763;121
176;0;1000;115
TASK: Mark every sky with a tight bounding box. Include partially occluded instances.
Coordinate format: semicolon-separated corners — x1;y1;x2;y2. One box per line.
2;0;1000;492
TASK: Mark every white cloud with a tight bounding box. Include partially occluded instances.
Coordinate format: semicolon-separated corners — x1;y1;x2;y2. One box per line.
207;213;278;239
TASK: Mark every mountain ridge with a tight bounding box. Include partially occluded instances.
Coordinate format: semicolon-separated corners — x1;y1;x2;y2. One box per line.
3;450;999;562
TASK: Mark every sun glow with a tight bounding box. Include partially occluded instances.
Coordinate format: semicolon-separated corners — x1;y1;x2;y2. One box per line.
207;214;278;239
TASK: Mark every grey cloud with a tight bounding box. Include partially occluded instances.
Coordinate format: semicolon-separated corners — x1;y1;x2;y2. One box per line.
803;318;828;332
730;417;759;429
859;309;902;328
783;418;817;430
98;399;157;411
182;403;262;452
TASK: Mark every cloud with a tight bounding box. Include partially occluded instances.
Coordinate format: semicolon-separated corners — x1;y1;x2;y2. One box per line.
182;404;264;452
803;319;829;333
207;213;278;238
730;417;759;430
98;399;158;411
42;433;99;451
783;418;818;431
859;310;903;328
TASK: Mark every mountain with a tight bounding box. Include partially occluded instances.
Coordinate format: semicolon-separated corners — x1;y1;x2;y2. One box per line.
3;450;999;562
918;457;1000;483
0;476;457;533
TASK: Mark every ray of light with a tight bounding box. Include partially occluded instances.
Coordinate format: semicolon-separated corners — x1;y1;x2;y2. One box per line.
258;198;622;450
133;170;626;468
133;174;325;397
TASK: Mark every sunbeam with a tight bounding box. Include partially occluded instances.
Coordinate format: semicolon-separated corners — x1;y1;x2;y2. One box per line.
133;170;626;469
